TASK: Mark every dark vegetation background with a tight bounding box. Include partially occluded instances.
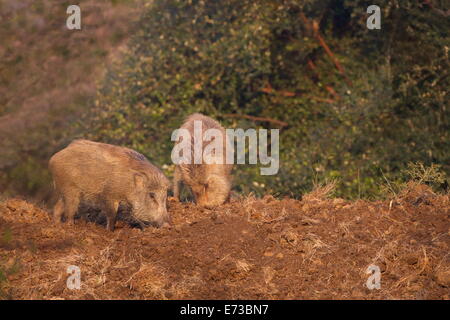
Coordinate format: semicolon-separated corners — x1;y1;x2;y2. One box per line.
0;0;448;201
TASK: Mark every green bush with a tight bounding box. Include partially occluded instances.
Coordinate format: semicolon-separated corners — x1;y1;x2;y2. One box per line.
81;0;448;198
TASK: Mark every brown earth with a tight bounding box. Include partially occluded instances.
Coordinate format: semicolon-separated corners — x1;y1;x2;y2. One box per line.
0;183;449;300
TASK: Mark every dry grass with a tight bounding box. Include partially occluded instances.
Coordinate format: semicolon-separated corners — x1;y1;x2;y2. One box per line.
303;180;337;201
0;186;449;299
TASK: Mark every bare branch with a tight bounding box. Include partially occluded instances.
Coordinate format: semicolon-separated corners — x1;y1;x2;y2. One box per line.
223;114;289;128
300;13;353;87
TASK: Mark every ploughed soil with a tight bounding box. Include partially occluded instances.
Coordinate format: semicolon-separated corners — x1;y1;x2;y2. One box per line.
0;183;449;300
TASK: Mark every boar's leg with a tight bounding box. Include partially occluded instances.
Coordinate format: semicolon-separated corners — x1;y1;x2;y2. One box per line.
53;198;64;224
173;166;182;201
105;200;119;232
64;193;80;225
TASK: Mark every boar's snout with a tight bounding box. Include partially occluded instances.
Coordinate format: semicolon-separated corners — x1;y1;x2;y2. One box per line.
131;185;170;228
136;204;171;228
148;211;172;228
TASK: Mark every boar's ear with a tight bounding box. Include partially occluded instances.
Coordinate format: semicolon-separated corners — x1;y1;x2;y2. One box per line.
133;173;147;189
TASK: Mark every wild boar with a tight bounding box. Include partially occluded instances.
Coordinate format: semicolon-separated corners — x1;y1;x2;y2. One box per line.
172;113;233;208
49;139;171;231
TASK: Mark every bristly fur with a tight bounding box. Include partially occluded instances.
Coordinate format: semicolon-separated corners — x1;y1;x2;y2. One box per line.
173;113;233;207
49;139;170;230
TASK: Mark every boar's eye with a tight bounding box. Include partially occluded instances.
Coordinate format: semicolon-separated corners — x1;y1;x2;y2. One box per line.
149;192;156;199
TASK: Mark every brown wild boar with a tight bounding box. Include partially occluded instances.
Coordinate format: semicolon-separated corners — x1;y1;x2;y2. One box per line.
49;139;171;231
173;113;233;208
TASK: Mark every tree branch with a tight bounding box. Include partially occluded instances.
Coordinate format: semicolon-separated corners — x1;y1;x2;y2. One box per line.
422;0;450;17
300;12;353;87
259;83;296;97
307;59;340;99
223;114;289;128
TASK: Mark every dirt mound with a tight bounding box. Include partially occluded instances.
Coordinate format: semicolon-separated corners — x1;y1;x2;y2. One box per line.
0;189;449;299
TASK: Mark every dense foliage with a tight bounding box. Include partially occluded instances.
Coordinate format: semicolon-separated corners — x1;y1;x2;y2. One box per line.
0;0;138;198
87;0;449;198
1;0;448;199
